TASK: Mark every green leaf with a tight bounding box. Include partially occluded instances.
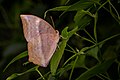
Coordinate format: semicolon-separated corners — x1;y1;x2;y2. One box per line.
61;26;78;40
61;27;69;38
6;66;38;80
58;54;86;77
48;74;56;80
6;73;19;80
75;54;86;68
47;6;69;11
62;0;100;16
44;6;69;18
50;37;67;76
81;33;120;53
58;64;72;77
63;53;86;68
86;46;99;60
3;51;28;72
74;10;92;29
103;46;117;60
44;0;100;18
66;0;95;11
76;58;115;80
67;26;78;38
50;26;78;75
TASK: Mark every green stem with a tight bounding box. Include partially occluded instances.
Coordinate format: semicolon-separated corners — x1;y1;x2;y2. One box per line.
75;33;95;44
93;13;98;43
107;0;120;19
105;72;111;80
95;1;120;24
96;74;105;80
67;44;77;53
69;56;78;80
96;0;108;12
63;54;77;67
36;67;45;80
65;49;76;54
81;33;120;53
84;29;96;43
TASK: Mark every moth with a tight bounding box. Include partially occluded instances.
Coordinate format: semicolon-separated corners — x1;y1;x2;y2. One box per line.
20;15;59;67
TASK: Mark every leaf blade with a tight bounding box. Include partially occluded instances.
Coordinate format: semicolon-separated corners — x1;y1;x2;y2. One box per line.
50;26;78;75
3;51;28;72
76;58;115;80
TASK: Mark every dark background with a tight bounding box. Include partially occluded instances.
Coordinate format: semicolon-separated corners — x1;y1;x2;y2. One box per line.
0;0;120;80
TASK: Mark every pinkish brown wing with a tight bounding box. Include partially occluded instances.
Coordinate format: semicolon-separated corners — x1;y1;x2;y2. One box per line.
20;15;59;67
40;31;59;67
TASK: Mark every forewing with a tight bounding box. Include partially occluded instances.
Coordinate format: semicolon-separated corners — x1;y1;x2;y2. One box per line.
20;15;41;42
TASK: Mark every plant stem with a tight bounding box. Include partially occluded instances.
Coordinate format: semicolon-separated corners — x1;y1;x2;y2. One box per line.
36;67;45;80
69;56;78;80
93;13;98;43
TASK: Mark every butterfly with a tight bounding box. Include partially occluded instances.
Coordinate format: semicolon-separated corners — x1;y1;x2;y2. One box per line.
20;15;59;67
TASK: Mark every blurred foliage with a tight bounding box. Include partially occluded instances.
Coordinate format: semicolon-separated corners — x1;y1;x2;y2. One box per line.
0;0;120;80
